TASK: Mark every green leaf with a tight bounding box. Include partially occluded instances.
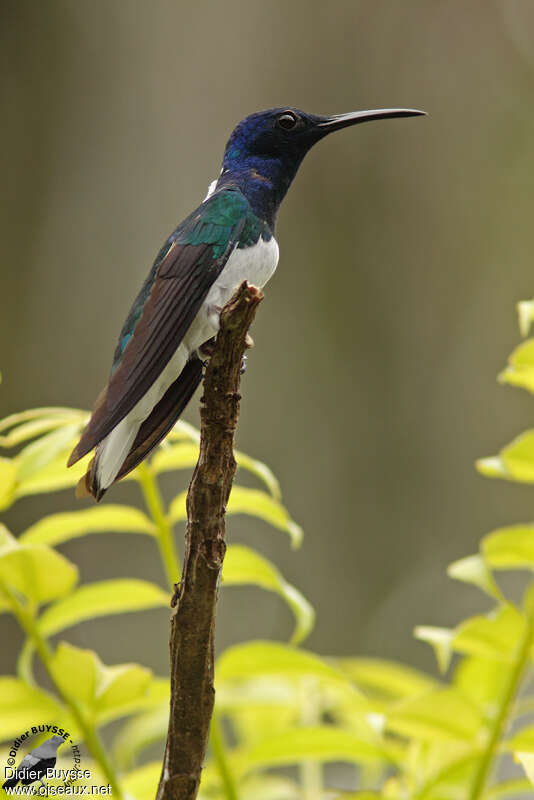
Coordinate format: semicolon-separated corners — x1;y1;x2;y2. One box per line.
20;505;155;546
499;339;534;394
227;702;303;751
517;300;534;338
236;726;389;773
216;680;299;714
50;642;100;706
454;656;508;710
234;450;281;500
14;424;81;482
485;778;534;798
386;688;484;742
0;524;16;550
157;420;281;500
169;486;303;548
414;626;454;673
222;545;314;644
15;452;90;498
0;677;62;739
150;442;199;475
38;579;169;636
113;707;169;770
514;752;534;786
122;762;162;800
477;431;534;484
483;524;534;570
0;527;78;607
506;725;534;754
50;642;152;718
501;432;534;482
217;641;357;691
239;776;300;800
95;663;152;719
419;608;526;674
151;442;281;497
447;554;503;600
336;657;438;701
226;488;302;547
414;747;481;800
0;457;17;510
328;795;382;800
0;409;89;498
452;606;526;662
476;456;509;480
0;407;85;436
167;419;200;443
0;415;83;448
99;678;169;735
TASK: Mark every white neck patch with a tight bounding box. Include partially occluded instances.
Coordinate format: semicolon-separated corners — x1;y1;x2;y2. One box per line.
203;179;218;201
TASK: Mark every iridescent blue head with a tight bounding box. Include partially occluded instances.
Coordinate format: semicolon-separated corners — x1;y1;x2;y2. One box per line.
217;106;425;227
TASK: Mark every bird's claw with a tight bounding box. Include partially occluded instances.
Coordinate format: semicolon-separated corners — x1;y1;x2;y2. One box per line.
198;337;217;366
198;332;251;373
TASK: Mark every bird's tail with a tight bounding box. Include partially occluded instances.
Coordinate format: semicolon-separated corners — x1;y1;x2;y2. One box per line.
77;358;203;501
3;776;19;789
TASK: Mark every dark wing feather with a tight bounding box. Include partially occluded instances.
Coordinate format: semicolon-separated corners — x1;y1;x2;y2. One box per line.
106;243;219;409
116;357;203;480
80;357;204;500
69;189;250;466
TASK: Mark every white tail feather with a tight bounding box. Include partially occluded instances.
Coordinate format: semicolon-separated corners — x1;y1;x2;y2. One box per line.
94;415;141;490
91;343;192;492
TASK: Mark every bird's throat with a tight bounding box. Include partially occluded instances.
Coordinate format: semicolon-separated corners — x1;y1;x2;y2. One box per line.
217;155;297;229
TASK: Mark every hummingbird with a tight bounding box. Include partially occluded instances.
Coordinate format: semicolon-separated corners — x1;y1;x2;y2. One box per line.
69;106;425;500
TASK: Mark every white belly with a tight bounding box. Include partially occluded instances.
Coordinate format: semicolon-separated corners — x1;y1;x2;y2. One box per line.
204;236;279;313
142;236;279;412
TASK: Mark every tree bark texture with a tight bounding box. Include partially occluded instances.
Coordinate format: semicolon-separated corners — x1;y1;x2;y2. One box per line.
156;281;263;800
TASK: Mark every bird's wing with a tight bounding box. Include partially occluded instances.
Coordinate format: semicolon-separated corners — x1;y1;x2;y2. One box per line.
16;753;39;771
69;188;251;465
115;357;204;482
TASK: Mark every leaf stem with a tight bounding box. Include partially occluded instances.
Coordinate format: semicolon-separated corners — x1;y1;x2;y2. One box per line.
299;680;322;800
467;608;534;800
137;463;181;591
2;586;123;799
210;712;239;800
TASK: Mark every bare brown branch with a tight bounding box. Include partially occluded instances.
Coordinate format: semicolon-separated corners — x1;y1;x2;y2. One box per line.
156;281;263;800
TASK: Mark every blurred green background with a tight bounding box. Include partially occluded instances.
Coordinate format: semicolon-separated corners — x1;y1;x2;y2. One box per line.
3;0;534;680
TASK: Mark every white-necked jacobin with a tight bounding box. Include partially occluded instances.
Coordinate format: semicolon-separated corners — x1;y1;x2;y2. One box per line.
69;106;425;500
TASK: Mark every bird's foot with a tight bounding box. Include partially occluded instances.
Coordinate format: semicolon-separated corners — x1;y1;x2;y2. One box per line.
197;337;217;366
198;320;252;372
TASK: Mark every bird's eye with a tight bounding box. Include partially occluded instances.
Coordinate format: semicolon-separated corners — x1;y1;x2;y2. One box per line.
277;112;298;130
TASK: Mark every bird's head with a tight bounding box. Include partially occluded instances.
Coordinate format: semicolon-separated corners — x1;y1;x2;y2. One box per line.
48;735;65;749
220;106;425;222
223;106;424;169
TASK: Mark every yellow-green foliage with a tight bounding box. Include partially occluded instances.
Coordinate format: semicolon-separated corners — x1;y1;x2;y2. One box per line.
2;299;534;799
